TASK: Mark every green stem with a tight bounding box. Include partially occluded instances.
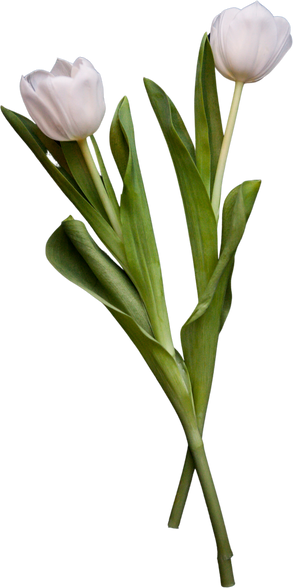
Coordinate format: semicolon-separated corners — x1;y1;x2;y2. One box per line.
186;432;234;587
78;138;123;239
211;81;244;222
168;448;194;528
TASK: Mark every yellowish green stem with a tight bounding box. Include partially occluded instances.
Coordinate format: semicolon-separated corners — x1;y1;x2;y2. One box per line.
211;81;244;222
78;138;123;239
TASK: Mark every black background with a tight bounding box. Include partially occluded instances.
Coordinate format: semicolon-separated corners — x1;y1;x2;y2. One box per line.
0;1;292;588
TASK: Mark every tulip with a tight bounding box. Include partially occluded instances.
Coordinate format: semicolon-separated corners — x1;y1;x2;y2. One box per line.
210;1;292;83
20;57;123;238
20;57;106;141
209;2;292;221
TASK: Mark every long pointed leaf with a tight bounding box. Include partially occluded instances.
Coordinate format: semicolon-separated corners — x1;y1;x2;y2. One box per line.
181;178;263;328
181;180;261;422
110;97;174;355
1;106;126;267
3;108;72;174
144;79;218;297
44;214;152;335
61;141;109;220
46;222;194;425
194;34;223;197
221;178;264;330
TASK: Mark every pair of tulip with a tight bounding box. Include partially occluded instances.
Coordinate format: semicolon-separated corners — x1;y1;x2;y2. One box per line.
20;2;292;143
10;2;292;587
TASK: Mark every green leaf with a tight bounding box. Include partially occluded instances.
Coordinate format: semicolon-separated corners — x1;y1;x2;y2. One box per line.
1;106;126;267
3;108;72;174
90;135;120;217
61;141;109;220
144;79;218;297
110;97;174;355
181;180;261;424
44;214;152;335
221;178;263;330
181;178;263;328
194;34;224;197
181;261;234;429
46;221;194;426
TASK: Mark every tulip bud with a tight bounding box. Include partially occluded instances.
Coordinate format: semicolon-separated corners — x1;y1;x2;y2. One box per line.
210;1;292;83
20;57;106;141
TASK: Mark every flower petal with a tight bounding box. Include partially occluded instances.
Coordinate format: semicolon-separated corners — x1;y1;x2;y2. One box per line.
209;1;292;83
20;57;106;141
50;58;73;77
20;76;70;140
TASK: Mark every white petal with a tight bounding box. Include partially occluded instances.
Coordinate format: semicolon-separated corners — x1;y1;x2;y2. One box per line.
209;1;292;83
210;8;240;80
67;64;106;138
252;16;292;80
25;69;53;91
225;2;278;82
20;76;69;140
50;58;73;77
35;75;78;140
20;57;105;141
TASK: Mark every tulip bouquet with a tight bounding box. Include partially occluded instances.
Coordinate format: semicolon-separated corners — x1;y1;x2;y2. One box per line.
1;2;292;586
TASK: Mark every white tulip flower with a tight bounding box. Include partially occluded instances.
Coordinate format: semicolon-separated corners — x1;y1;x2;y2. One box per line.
210;1;292;84
20;57;106;141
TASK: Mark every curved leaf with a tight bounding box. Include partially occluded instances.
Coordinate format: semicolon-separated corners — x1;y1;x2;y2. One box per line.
46;221;194;426
110;97;174;355
61;141;109;220
61;216;152;335
186;180;261;325
181;180;261;423
144;79;218;297
1;106;126;267
2;108;71;173
194;34;223;196
218;179;261;331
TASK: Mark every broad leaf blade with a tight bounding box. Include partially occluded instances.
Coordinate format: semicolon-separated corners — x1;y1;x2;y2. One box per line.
181;180;260;422
181;267;232;430
195;34;223;196
218;179;261;331
44;215;152;335
185;181;261;325
110;97;174;354
144;79;218;297
46;222;194;424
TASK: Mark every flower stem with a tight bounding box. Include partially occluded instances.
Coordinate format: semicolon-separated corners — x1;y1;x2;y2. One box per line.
78;138;123;239
168;447;194;528
186;434;234;586
211;81;244;222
